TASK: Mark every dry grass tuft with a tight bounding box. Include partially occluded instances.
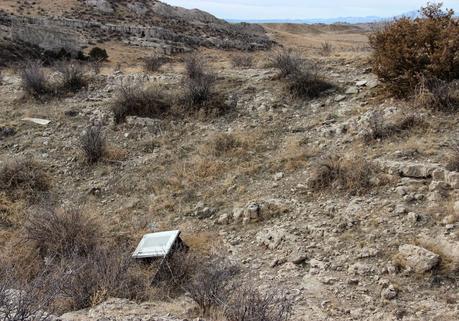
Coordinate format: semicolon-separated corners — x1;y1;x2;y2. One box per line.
0;158;49;202
308;154;380;195
80;125;106;164
231;53;254;69
414;77;459;112
204;133;242;157
446;141;459;172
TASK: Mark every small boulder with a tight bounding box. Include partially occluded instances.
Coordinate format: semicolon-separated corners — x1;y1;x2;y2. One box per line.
397;244;440;273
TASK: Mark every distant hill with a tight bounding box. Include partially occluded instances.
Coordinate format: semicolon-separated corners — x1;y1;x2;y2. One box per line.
226;9;434;25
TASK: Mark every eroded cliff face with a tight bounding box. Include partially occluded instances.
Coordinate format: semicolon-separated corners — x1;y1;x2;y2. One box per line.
0;0;273;56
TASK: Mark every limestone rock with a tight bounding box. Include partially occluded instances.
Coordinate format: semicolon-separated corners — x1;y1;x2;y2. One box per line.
397;244;440;273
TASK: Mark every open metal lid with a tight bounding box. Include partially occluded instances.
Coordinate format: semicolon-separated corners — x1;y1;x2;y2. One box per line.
132;230;181;259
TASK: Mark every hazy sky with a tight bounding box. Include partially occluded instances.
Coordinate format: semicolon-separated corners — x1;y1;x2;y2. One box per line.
162;0;459;20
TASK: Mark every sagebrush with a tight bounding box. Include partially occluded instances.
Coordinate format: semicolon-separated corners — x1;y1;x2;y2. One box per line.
369;3;459;97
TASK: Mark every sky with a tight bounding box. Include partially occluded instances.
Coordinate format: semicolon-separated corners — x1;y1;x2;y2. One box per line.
161;0;459;20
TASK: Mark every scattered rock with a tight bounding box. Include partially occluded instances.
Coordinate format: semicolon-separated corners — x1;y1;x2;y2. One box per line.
381;284;398;300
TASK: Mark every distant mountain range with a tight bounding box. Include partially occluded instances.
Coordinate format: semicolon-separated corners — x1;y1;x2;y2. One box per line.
227;10;422;24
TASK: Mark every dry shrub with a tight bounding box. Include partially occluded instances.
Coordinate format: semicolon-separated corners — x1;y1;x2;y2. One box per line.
111;83;171;123
308;155;379;195
224;287;292;321
0;266;58;321
56;61;87;93
287;68;334;99
184;256;239;315
0;158;49;201
59;248;151;309
144;54;170;72
184;54;206;80
270;50;333;99
369;3;459;97
363;112;423;142
231;53;254;68
270;49;303;78
80;125;106;164
180;55;231;116
414;77;459;112
0;195;24;229
446;141;459;172
151;251;196;298
206;133;241;157
24;207;100;259
88;47;108;62
20;61;51;99
320;42;333;56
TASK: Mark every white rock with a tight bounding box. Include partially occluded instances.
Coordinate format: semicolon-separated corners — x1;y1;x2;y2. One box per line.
334;95;346;102
398;244;440;273
345;86;359;94
381;284;397;300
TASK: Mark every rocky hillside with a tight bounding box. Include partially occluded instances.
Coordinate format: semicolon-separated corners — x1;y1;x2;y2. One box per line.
0;0;273;56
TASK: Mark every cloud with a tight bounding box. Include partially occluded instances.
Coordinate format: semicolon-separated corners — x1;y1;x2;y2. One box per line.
161;0;459;19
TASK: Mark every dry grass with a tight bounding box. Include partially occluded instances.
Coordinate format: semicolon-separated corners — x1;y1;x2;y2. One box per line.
308;154;381;195
202;133;242;157
231;53;254;69
445;141;459;171
80;125;106;164
415;78;459;112
0;158;49;202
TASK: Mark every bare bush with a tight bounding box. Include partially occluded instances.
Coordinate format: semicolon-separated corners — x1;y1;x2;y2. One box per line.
184;55;207;80
0;266;58;321
80;125;106;164
0;158;49;201
320;42;333;56
414;77;459;112
20;61;50;99
111;83;171;123
59;248;151;309
224;287;293;321
183;72;216;107
231;53;254;69
24;207;100;259
144;54;170;72
56;61;87;92
369;3;459;97
287;67;334;99
184;256;239;315
270;49;303;78
308;155;379;195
